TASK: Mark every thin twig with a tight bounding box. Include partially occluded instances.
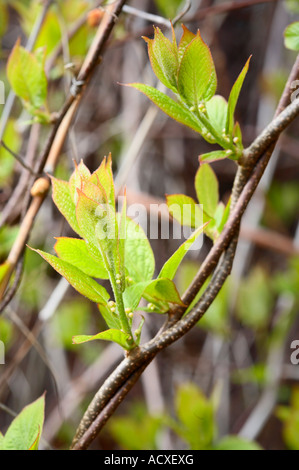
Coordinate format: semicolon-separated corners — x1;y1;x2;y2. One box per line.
0;140;38;176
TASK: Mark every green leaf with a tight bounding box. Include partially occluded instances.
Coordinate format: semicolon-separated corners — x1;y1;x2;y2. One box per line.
199;150;229;162
166;194;203;228
31;248;110;304
158;223;207;280
144;278;185;306
178;24;196;63
7;38;48;109
233;122;243;149
178;30;216;107
72;329;132;350
125;217;155;283
195;163;219;217
123;281;151;312
128;83;204;134
0;395;45;450
226;56;251;134
144;27;178;92
205;95;228;135
134;315;145;345
284;22;299;51
124;277;184;311
51;176;82;237
214;436;262;450
89;154;115;208
54;237;109;279
98;304;121;330
75;189;118;276
69;159;91;204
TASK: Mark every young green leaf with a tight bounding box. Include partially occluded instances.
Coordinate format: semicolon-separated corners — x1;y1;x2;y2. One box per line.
125;217;155;283
31;248;110;304
195;163;219;217
158;223;208;280
143;278;185;306
199;150;229;163
143;27;178;92
123;281;151;312
232;121;243;151
284;22;299;51
166;194;203;228
0;395;45;450
205;95;228;135
51;176;83;237
128;83;204;134
177;30;216;107
54;237;109;279
124;277;185;311
178;25;196;63
89;154;115;208
75;189;118;276
134;315;145;345
98;304;121;330
226;56;251;134
7;38;48;110
69;159;91;204
73;329;133;350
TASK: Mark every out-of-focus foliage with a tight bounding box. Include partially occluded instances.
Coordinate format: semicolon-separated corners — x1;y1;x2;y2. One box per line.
277;387;299;450
154;0;184;19
108;382;262;450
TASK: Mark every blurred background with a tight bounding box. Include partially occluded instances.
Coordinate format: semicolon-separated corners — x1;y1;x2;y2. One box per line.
0;0;299;450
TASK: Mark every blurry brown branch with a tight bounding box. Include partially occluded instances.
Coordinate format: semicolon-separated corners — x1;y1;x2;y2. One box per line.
0;0;128;310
